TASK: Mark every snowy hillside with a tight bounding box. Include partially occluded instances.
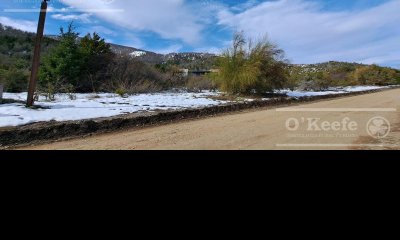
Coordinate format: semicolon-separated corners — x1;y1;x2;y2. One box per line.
130;51;146;57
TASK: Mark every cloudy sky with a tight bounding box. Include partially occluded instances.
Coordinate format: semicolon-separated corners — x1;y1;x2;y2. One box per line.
0;0;399;68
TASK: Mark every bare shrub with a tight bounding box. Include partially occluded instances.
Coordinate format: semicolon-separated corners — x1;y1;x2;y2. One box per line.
186;75;215;92
106;55;167;94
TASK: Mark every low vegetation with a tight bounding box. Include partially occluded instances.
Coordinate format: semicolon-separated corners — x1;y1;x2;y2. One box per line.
288;61;400;91
212;32;289;95
1;23;399;98
0;23;57;92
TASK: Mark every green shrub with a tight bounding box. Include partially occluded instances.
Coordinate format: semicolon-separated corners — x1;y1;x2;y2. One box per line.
350;65;398;86
1;68;28;92
213;32;289;95
115;88;127;97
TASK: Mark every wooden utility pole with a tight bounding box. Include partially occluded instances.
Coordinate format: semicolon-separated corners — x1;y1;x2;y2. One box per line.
27;0;49;107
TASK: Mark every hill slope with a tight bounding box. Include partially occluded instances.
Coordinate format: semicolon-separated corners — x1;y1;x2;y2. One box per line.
1;23;399;93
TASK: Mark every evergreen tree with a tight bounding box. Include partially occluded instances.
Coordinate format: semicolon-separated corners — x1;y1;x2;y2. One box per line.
80;32;113;92
39;23;85;93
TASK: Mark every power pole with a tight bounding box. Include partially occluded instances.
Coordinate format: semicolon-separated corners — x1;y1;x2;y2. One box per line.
27;0;49;107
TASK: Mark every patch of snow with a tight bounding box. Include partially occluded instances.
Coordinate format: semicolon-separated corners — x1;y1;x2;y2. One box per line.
277;85;386;98
279;90;345;98
0;86;391;128
0;91;225;127
129;51;146;57
341;86;386;92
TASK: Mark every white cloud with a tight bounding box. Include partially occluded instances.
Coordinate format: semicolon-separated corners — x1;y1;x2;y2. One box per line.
59;0;204;44
193;40;232;55
120;33;146;50
193;46;222;55
230;0;262;12
89;25;117;36
218;0;400;67
51;13;93;23
0;16;36;32
150;44;183;54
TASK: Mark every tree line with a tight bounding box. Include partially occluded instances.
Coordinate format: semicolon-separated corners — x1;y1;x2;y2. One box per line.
288;62;400;91
1;23;213;95
0;23;57;92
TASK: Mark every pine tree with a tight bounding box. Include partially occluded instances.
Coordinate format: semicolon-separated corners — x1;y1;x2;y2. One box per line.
39;23;85;93
80;32;113;92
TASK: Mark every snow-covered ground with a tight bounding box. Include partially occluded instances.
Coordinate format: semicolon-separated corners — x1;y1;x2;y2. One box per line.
0;86;390;128
0;91;225;127
278;86;386;98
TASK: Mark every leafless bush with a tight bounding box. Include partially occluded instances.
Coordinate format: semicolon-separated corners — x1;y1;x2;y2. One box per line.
186;75;215;92
105;55;167;94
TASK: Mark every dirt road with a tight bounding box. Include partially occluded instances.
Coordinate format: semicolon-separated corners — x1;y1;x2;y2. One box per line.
21;89;400;150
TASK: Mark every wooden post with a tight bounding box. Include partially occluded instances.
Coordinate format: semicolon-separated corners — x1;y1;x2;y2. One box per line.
27;0;49;107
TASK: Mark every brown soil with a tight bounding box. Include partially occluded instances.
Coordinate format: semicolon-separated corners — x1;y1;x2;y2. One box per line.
16;88;400;150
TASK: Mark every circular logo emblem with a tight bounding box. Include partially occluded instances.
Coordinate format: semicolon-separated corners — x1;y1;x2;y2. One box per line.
367;116;390;139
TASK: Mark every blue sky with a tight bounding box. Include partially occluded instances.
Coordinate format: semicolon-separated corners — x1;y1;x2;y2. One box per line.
1;0;399;68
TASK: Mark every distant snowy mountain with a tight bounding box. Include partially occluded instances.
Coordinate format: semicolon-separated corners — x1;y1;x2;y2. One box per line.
108;43;217;68
129;51;146;57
